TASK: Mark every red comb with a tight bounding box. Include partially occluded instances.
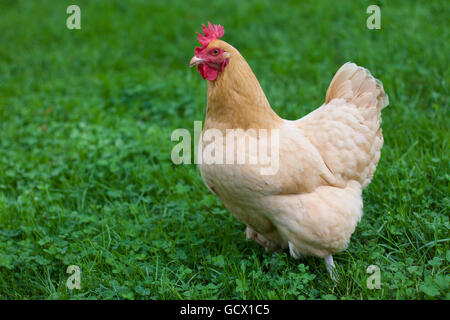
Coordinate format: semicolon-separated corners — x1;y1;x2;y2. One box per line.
195;22;225;54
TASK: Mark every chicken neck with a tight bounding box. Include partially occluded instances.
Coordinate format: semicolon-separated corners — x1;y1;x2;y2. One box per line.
203;42;283;131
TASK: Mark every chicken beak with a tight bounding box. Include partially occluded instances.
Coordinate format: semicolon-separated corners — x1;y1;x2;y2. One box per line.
189;56;205;67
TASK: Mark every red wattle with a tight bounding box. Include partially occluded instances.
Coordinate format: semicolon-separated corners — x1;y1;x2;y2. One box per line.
198;64;219;81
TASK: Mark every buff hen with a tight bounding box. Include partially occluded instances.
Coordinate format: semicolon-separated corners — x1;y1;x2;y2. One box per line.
189;23;388;279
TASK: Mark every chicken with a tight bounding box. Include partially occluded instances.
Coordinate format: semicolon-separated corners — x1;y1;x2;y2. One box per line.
189;23;388;278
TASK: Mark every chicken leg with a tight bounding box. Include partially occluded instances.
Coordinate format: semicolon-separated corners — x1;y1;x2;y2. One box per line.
324;255;338;281
246;227;280;254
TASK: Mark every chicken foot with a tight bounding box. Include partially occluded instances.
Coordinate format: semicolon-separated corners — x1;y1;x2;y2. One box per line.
246;227;279;254
248;228;338;281
324;255;338;282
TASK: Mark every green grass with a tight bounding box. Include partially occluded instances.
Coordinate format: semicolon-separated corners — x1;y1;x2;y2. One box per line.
0;0;448;299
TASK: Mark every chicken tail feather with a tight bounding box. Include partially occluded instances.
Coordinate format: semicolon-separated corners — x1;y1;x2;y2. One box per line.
325;62;388;131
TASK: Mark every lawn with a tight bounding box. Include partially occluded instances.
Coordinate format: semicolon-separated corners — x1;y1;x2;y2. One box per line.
0;0;448;299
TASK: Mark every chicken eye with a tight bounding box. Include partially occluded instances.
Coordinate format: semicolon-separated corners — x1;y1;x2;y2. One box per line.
211;49;220;56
